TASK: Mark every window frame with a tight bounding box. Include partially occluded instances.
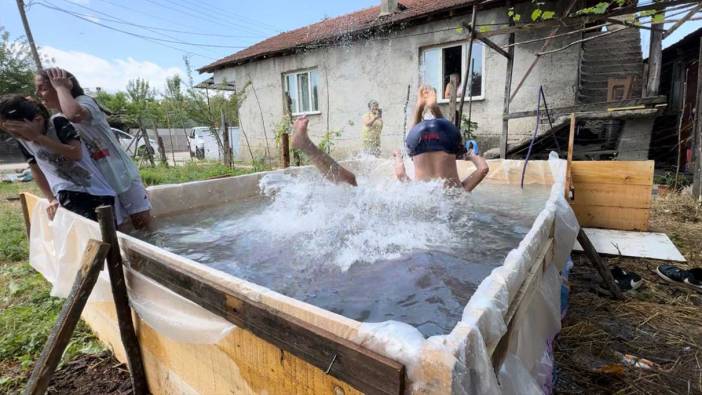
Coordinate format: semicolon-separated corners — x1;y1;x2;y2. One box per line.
419;41;486;103
283;68;321;116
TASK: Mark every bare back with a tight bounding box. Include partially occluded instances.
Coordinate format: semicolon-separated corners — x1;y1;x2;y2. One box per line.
411;151;461;187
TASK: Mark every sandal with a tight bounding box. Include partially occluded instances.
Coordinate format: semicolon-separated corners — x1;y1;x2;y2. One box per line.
656;265;702;292
610;267;642;291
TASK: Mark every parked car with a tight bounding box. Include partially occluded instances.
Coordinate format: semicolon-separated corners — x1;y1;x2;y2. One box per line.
187;126;241;161
111;128;156;157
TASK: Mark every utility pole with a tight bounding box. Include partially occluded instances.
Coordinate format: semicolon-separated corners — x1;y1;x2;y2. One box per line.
16;0;43;71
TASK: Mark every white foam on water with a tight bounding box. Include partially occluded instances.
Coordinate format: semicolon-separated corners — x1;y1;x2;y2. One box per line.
253;170;466;271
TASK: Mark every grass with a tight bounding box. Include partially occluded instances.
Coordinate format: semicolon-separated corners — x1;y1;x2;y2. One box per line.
0;161;261;392
139;161;263;186
0;182;104;393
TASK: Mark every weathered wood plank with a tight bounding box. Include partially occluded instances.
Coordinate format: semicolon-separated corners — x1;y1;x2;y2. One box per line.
96;206;149;395
24;240;110;395
126;249;405;395
577;229;625;299
571;183;653;209
571;161;654;186
570;205;650;231
504;96;667;120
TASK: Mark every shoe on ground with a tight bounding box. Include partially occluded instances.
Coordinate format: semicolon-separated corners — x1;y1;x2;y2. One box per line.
656;264;702;292
610;267;642;292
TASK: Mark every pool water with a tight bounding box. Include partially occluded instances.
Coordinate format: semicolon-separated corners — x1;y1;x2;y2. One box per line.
142;170;550;337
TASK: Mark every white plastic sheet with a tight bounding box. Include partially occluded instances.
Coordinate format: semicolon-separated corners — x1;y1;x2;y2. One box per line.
28;202;235;344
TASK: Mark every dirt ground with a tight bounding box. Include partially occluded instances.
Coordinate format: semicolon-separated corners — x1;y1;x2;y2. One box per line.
46;352;132;395
555;192;702;394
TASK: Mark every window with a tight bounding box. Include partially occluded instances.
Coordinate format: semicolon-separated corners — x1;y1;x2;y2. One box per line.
283;69;320;115
420;42;484;101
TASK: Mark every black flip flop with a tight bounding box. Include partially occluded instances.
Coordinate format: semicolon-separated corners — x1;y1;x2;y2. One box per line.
611;267;642;291
656;265;702;292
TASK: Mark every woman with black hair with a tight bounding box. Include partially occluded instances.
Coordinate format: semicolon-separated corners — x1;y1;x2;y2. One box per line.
35;68;152;229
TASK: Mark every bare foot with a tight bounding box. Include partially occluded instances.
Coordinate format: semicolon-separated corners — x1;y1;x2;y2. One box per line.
393;150;409;182
291;115;311;150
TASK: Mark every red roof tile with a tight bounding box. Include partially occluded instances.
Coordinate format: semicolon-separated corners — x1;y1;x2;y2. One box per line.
198;0;480;72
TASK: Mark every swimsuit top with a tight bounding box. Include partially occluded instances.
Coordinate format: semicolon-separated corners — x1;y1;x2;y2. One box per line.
405;118;466;157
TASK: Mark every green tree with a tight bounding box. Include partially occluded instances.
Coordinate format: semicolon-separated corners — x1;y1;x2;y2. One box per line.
0;27;34;96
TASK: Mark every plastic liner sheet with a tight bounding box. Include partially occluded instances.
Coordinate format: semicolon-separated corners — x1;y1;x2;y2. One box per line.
27;154;579;393
28;202;235;344
353;153;579;394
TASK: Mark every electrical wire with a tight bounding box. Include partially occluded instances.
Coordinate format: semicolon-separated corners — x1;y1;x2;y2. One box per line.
167;0;281;34
61;0;264;39
183;0;281;33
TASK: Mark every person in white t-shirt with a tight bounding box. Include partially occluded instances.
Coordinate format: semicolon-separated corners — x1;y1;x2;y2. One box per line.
0;94;118;222
34;68;152;229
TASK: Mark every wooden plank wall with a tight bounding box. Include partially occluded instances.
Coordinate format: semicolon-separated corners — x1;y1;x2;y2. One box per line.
569;161;654;231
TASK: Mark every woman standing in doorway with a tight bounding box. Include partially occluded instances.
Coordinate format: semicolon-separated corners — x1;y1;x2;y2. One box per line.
35;68;152;229
361;99;383;157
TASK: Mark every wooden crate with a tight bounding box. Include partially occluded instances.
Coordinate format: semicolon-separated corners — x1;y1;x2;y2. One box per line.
569;161;654;231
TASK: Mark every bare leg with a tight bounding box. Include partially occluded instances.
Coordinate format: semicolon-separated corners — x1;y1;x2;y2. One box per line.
129;210;153;230
393;150;410;182
291;116;357;186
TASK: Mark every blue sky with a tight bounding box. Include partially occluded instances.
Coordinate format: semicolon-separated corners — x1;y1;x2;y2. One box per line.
1;0;700;92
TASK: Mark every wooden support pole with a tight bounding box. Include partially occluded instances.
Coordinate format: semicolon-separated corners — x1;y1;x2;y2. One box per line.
24;240;111;395
501;1;515;159
281;133;290;168
137;118;155;167
96;206;148;395
646;19;664;97
448;73;459;126
221;110;232;167
577;229;625;300
566;113;576;199
457;4;478;127
156;136;168;167
19;193;31;238
693;37;702;200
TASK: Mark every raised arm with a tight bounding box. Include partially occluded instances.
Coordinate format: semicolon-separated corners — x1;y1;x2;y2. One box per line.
2;119;81;161
461;153;489;192
45;68;91;123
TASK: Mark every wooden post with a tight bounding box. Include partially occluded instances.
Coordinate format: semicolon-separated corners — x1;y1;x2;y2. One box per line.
577;229;625;300
281;133;290;168
566;113;576;199
15;0;42;71
645;18;664;97
501;2;515;159
24;240;111;395
448;73;459;126
19;193;31;238
221;110;232;167
156;136;168;167
694;37;702;200
96;206;148;395
457;4;478;126
138;118;155;167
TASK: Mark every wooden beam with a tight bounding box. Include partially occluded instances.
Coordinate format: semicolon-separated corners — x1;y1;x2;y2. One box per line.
475;33;511;59
457;4;478;128
24;240;111;395
504;96;667;119
19;193;31;238
281;133;290;168
605;18;661;31
96;206;149;395
646;19;664;97
694;37;702;200
126;249;405;395
663;3;702;39
509;0;579;103
501;1;515;159
479;0;697;39
448;73;459;125
566;114;575;199
577;229;625;300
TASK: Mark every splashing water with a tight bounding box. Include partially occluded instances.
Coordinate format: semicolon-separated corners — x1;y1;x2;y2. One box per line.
143;165;550;336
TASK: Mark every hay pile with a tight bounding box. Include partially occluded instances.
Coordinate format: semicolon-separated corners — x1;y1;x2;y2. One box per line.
555;192;702;394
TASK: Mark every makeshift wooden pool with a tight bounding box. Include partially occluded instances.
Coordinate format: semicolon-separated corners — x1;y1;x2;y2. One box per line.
22;158;578;394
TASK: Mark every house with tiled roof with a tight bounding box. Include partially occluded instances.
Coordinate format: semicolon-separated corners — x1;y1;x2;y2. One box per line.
198;0;645;159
